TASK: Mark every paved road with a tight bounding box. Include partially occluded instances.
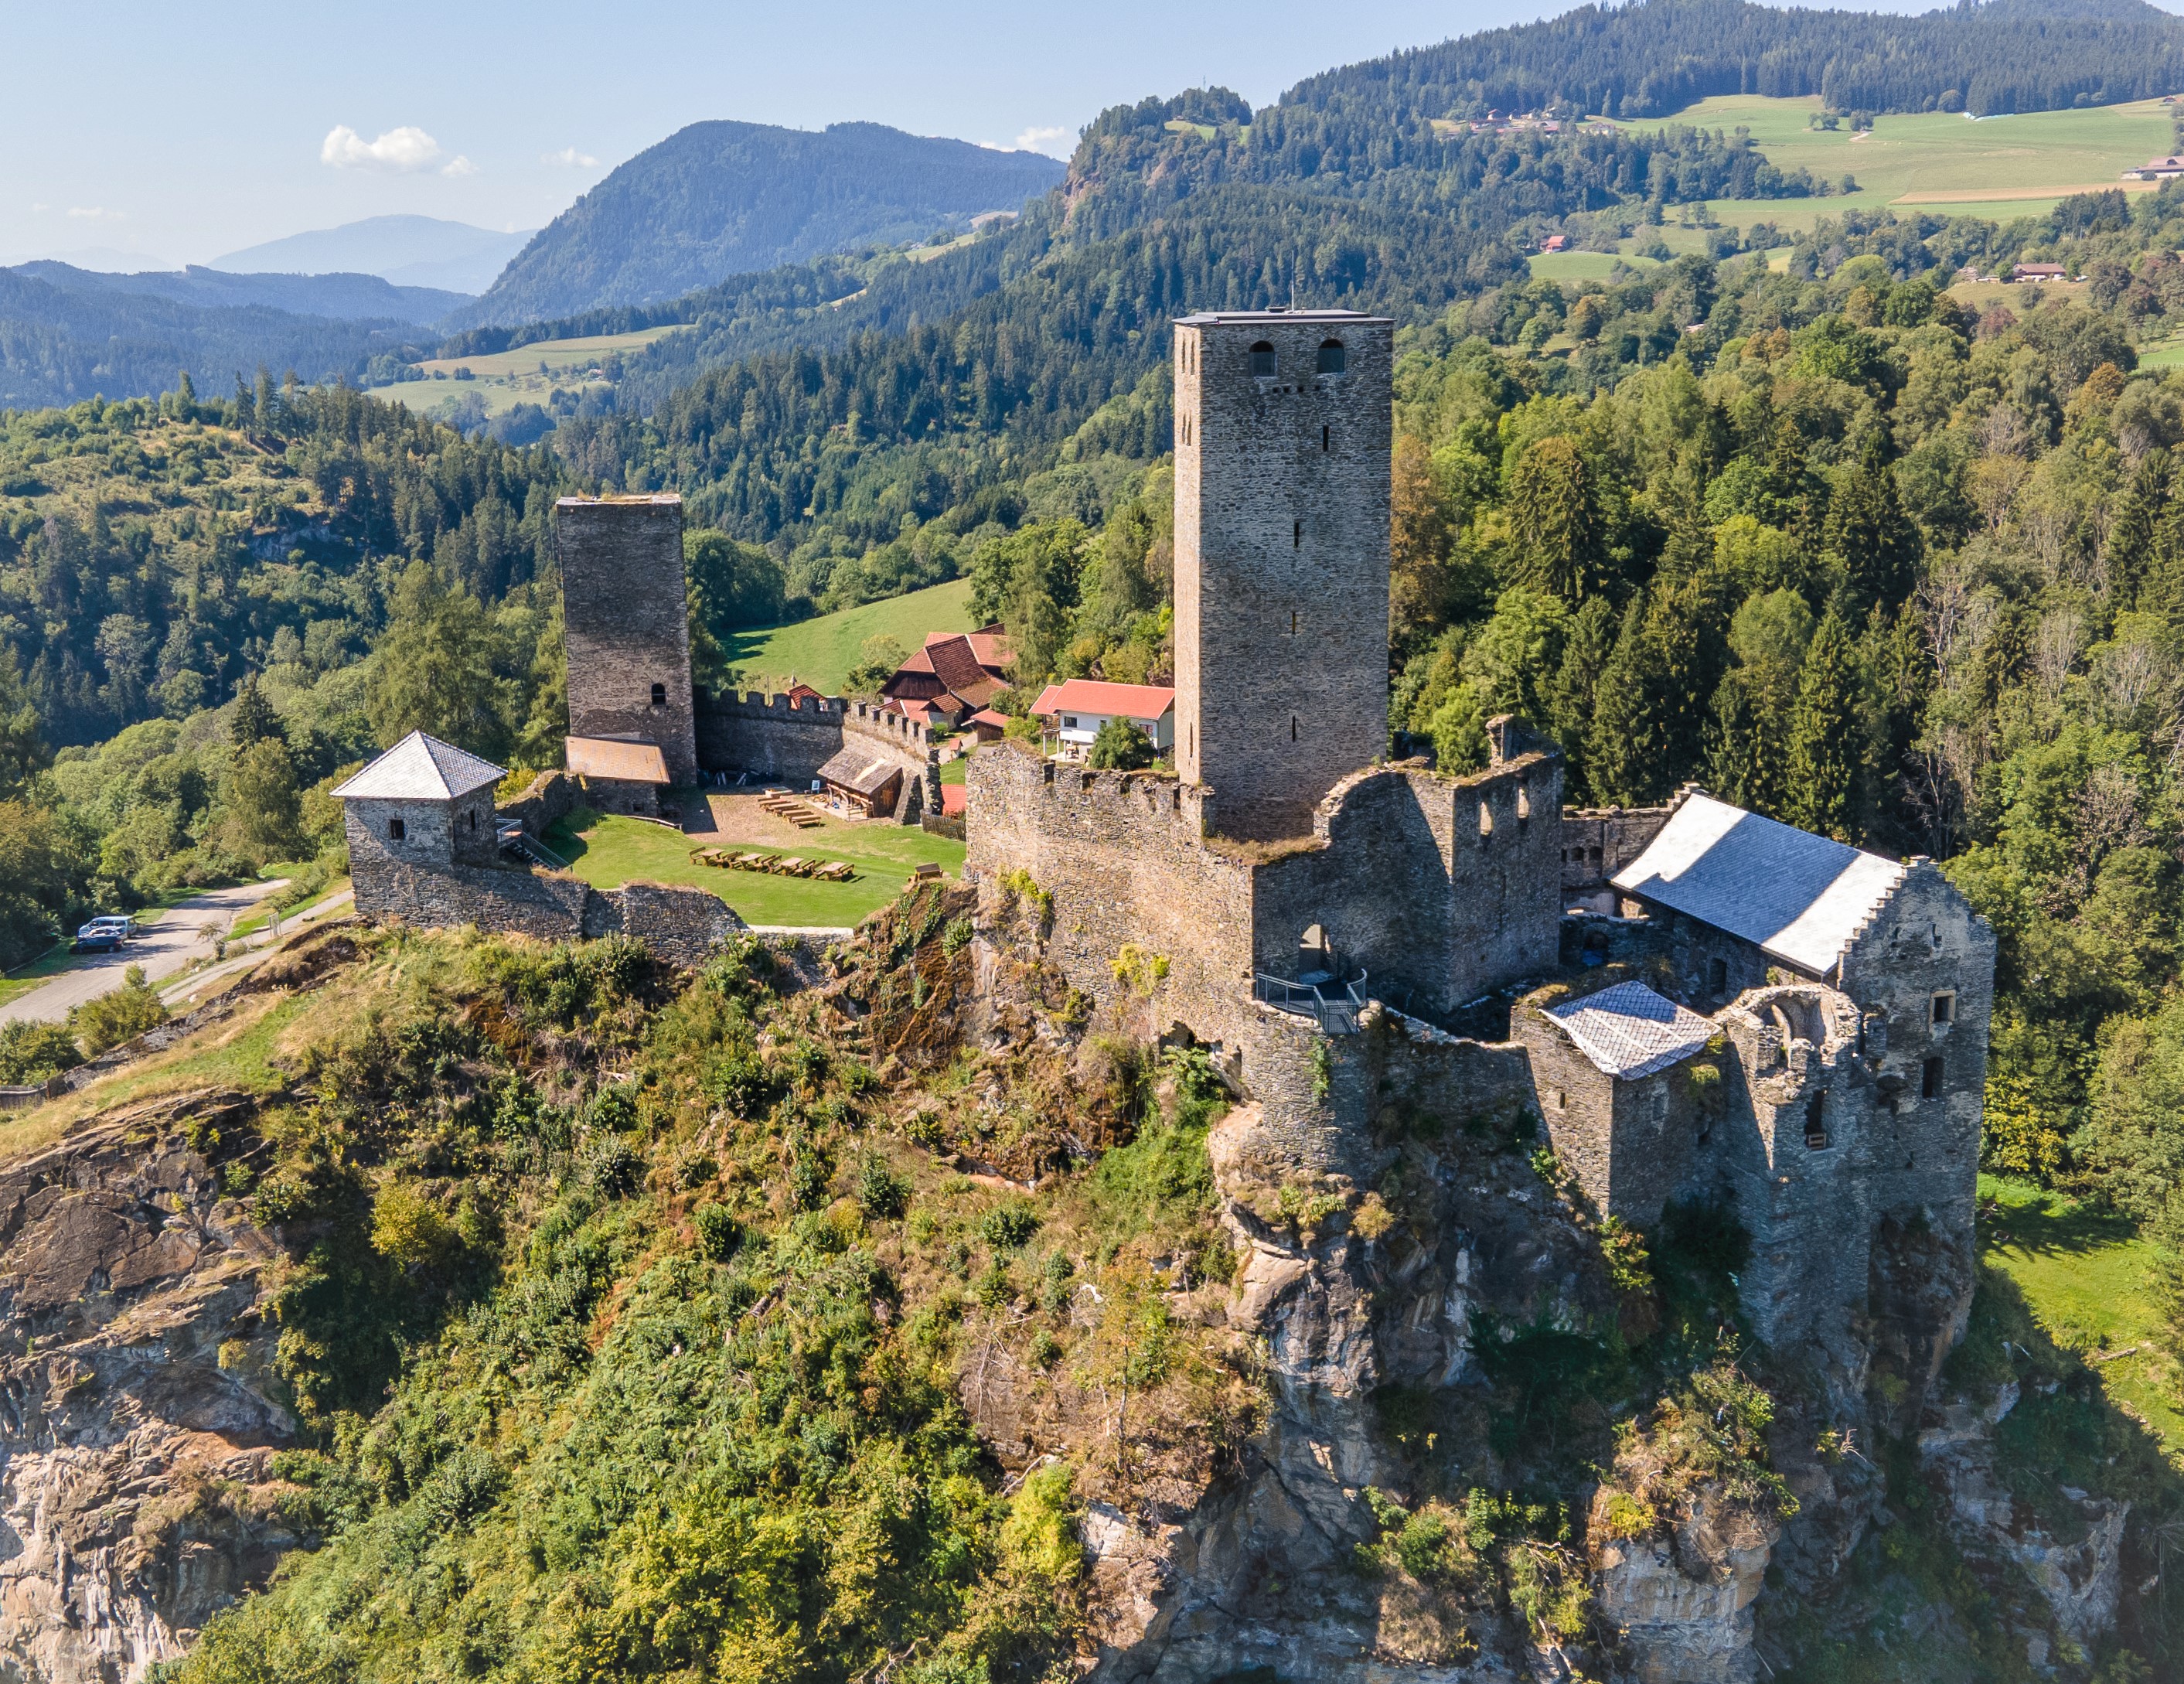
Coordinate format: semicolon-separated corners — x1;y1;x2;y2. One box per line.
0;881;290;1027
156;888;355;1011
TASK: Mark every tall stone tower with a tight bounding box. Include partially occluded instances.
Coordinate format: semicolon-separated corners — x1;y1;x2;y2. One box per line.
1173;310;1392;839
554;494;698;784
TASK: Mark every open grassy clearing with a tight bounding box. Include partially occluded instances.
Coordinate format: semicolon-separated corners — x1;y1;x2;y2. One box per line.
1980;1174;2184;1461
364;327;686;422
1527;250;1661;281
546;804;965;928
724;576;977;694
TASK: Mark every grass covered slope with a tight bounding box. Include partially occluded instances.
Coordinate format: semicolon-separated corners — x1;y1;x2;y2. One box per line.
724;578;978;694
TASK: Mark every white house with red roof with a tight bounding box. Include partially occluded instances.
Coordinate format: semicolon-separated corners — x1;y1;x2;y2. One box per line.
1029;679;1176;759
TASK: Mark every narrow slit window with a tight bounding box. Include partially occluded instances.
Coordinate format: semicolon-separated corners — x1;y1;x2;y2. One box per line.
1290;610;1299;634
1516;786;1531;823
1805;1089;1830;1149
1321;424;1330;451
1293;520;1302;548
1922;1055;1944;1100
1930;990;1955;1027
387;816;406;841
1709;957;1729;994
1478;801;1493;839
1290;714;1299;741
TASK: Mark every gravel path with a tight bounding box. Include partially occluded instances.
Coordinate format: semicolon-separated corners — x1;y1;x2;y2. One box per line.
0;881;291;1027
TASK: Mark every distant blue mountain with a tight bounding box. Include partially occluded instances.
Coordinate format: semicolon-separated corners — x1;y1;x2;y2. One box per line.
210;216;534;296
446;120;1065;329
9;263;467;326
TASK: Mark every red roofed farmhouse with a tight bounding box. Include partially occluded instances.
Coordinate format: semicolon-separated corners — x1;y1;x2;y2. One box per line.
1028;679;1175;759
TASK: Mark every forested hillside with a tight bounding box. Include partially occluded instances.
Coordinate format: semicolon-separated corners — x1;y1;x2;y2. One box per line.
1291;0;2184;121
448;121;1065;330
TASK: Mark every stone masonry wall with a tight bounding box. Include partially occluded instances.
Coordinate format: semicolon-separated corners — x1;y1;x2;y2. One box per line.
557;495;697;783
1174;313;1392;840
343;789;499;877
697;692;941;820
498;771;579;837
1255;752;1564;1019
1561;803;1677;897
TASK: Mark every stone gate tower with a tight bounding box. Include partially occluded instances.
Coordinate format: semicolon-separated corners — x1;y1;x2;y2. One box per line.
1173;309;1392;839
555;493;697;785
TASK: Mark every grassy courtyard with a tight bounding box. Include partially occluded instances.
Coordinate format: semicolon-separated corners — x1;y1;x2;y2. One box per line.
545;803;966;929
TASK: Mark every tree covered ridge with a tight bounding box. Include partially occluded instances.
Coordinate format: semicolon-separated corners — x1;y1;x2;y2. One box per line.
1285;0;2184;122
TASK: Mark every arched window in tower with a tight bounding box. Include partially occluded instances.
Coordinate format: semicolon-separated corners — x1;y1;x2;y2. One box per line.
651;681;667;707
1317;338;1346;373
1249;341;1276;377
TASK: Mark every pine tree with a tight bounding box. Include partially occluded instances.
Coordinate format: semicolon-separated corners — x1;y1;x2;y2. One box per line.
1827;431;1922;619
2108;449;2168;609
1546;595;1616;802
1587;596;1675;806
1784;607;1863;842
1508;435;1605;605
228;673;282;750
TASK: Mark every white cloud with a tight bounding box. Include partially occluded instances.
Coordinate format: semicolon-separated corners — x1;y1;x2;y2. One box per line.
1013;125;1072;158
66;206;121;220
542;147;599;169
441;155;479;178
320;124;445;172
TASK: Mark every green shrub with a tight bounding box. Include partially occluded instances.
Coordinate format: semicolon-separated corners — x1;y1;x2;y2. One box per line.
70;964;167;1055
693;1202;741;1260
0;1019;83;1086
854;1153;910;1219
980;1200;1041;1252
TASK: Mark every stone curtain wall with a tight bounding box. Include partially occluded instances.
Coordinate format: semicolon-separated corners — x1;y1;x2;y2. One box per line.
697;692;941;820
557;496;697;784
582;881;750;967
1174;315;1393;840
1561;803;1679;897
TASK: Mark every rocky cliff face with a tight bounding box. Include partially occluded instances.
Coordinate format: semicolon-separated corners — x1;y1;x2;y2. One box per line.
0;1089;295;1684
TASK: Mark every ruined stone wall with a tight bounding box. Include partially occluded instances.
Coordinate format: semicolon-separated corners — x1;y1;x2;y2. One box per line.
1174;313;1392;840
1561;803;1677;895
557;495;697;783
582;881;749;968
696;692;940;820
498;770;579;837
1254;753;1564;1019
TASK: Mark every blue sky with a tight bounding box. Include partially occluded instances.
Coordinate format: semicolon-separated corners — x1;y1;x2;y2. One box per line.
0;0;2115;269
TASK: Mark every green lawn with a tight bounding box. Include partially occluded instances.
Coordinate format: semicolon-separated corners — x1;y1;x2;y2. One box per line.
725;578;977;695
364;327;685;422
2141;340;2184;368
1571;94;2175;250
1528;251;1658;281
546;811;966;929
1981;1174;2184;1460
0;946;74;1008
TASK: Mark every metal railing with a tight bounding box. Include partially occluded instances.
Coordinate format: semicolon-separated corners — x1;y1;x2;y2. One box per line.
1253;969;1370;1035
502;827;571;871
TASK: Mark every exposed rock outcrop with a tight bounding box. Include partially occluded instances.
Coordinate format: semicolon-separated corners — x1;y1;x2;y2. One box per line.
0;1091;293;1683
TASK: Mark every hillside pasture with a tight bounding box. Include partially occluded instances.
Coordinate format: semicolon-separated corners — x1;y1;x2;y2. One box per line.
364;326;686;421
724;577;978;695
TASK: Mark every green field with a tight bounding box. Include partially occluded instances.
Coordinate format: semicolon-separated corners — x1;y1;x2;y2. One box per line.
1981;1174;2184;1460
365;327;685;422
1576;94;2178;251
1527;250;1661;281
725;578;978;694
545;810;966;928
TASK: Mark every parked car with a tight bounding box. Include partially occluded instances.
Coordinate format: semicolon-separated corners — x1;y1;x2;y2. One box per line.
71;921;124;953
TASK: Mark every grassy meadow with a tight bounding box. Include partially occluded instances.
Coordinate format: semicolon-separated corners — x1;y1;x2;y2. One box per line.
1980;1174;2184;1461
724;577;977;694
364;327;685;422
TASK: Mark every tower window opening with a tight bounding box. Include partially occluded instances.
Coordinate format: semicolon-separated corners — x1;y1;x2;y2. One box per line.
1317;338;1346;373
1709;957;1729;994
650;681;667;707
387;816;406;841
1478;801;1494;840
1804;1089;1830;1149
1249;341;1276;377
1290;610;1299;634
1922;1055;1944;1099
1321;424;1330;451
1516;785;1531;823
1290;714;1299;742
1293;520;1302;548
1930;990;1955;1027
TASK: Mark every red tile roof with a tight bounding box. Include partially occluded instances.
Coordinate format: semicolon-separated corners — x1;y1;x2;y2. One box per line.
1031;680;1177;719
940;784;967;817
968;708;1011;730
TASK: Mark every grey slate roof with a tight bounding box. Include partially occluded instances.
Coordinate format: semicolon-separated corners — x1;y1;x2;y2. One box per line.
1610;793;1906;977
332;731;505;801
1545;981;1718;1080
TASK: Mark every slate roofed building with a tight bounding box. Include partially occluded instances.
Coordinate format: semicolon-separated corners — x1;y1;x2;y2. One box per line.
881;625;1012;724
333;731;507;872
1609;793;1906;983
816;745;905;817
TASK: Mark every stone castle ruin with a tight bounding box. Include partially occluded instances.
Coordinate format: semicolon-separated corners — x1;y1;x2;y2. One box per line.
339;310;1994;1364
966;309;1996;1356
